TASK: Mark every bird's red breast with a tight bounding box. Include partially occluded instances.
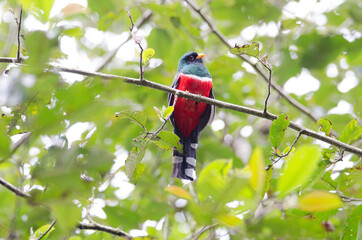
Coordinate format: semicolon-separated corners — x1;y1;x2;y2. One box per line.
173;73;213;138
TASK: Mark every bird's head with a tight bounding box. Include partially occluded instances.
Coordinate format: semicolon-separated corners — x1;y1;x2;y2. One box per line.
177;52;211;78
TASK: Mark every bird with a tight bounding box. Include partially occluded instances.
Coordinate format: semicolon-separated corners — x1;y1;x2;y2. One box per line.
168;52;215;181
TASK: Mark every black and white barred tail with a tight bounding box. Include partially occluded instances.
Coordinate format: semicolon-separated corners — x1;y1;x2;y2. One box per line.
171;130;199;181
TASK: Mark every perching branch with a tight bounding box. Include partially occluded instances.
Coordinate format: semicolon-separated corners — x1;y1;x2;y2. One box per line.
42;64;362;156
0;59;360;155
0;177;30;198
37;220;56;240
78;222;132;239
127;10;144;81
184;0;318;123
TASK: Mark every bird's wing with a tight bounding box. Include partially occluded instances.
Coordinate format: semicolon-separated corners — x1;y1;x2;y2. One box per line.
197;87;215;132
168;73;180;128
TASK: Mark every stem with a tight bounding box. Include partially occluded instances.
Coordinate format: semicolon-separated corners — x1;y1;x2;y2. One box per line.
37;220;56;240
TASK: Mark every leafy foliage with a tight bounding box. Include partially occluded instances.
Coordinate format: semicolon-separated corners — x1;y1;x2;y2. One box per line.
269;113;290;149
0;0;361;239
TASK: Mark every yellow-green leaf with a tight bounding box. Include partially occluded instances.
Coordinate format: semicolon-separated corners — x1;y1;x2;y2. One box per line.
230;42;260;58
142;48;155;64
270;114;290;149
32;223;55;239
277;145;320;195
20;0;55;21
339;119;362;144
249;147;266;194
165;185;192;200
163;106;174;118
299;191;342;212
218;215;243;227
318;118;333;136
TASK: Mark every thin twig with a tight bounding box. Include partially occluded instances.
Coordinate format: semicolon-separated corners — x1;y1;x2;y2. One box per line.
95;10;152;73
37;220;56;240
127;10;144;81
258;58;272;116
78;222;132;239
188;223;218;240
16;8;23;62
321;178;362;202
184;0;318;123
152;95;178;138
0;177;30;198
266;130;305;170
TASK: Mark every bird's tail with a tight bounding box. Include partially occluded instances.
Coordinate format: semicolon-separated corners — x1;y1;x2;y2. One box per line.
171;133;199;181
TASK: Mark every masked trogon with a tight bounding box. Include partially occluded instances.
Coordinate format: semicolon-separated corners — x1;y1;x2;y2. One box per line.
168;52;215;181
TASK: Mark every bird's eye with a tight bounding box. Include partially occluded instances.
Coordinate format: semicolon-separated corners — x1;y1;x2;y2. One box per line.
188;55;195;61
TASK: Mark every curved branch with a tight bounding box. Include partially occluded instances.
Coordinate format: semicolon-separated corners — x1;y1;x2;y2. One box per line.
184;0;318;123
0;60;360;155
47;64;362;156
78;222;132;239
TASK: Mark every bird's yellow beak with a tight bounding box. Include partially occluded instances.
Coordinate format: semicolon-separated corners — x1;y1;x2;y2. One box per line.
196;53;205;59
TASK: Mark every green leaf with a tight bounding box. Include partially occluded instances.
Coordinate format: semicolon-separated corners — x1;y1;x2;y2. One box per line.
230;42;260;58
125;137;148;180
197;159;232;201
218;215;243;227
281;19;302;30
116;110;147;130
129;163;146;184
263;166;273;195
339;119;362;144
318;118;333;136
277;145;320;195
20;0;55;21
32;223;55;239
269;114;290;149
249;147;265;194
298;191;342;212
152;130;181;152
25;31;58;73
163;106;174;118
53;203;81;234
0;121;11;158
342;205;362;240
142;48;155;64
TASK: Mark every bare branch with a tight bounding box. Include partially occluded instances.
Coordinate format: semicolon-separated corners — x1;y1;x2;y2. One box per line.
184;0;318;123
46;64;362;156
127;10;144;81
37;220;56;240
78;222;132;239
0;57;19;63
16;8;23;62
0;60;360;156
0;177;30;198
